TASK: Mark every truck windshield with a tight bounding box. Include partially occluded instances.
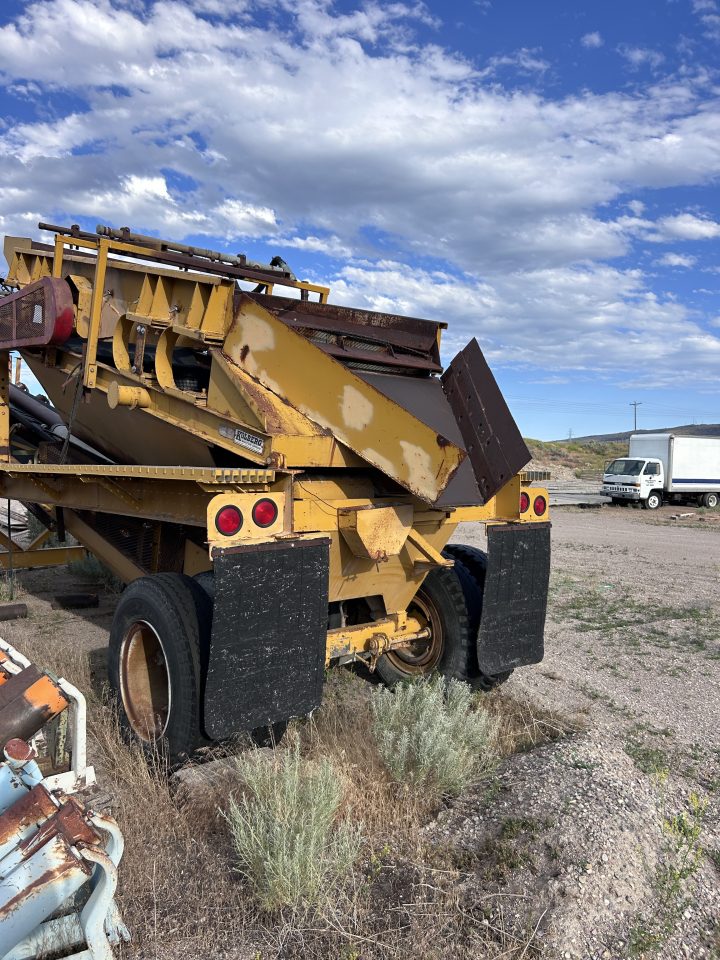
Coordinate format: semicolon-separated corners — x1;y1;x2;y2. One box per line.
605;459;645;476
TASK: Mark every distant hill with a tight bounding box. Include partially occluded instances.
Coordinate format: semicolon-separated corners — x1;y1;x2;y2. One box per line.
525;438;628;481
555;424;720;443
526;424;720;481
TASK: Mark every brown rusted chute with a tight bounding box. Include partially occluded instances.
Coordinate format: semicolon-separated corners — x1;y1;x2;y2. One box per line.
442;338;531;503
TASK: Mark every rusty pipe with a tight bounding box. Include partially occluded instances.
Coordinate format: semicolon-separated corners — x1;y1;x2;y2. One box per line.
0;668;69;748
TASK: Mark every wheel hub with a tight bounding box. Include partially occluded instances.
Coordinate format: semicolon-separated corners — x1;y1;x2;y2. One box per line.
119;620;171;741
385;591;443;674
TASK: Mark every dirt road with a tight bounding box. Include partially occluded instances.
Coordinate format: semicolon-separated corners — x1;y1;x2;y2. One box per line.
455;506;720;752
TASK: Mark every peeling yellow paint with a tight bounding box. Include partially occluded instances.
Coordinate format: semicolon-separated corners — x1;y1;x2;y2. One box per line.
229;313;275;380
341;385;374;430
400;440;435;493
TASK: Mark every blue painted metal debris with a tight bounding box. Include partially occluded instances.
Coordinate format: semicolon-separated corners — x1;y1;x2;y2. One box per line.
0;640;129;959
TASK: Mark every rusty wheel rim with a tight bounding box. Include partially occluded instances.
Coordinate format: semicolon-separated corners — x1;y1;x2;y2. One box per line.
119;620;171;741
385;589;443;675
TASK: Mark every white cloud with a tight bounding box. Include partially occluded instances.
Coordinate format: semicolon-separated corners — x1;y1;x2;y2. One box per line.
581;31;603;49
617;211;720;244
482;47;549;75
618;45;665;70
210;200;278;240
654;252;697;267
691;0;720;40
0;0;719;383
652;213;720;241
328;259;720;385
280;234;354;258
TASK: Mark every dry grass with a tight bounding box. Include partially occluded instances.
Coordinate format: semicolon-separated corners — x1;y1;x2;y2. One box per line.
17;621;571;959
0;574;24;602
481;686;584;757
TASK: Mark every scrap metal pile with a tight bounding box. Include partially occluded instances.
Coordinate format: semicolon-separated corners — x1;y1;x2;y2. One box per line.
0;640;128;959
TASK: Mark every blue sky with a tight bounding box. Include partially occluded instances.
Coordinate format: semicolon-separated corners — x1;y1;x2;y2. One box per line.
0;0;719;440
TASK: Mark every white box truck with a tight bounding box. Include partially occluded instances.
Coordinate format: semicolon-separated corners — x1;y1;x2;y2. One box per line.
601;434;720;510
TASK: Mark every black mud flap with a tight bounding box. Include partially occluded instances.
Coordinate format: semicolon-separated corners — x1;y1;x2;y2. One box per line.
441;339;531;503
477;522;550;675
203;537;330;739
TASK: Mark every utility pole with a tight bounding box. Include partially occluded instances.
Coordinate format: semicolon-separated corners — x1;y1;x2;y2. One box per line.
630;401;642;432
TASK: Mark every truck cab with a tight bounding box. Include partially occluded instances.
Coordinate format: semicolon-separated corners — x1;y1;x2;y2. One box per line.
601;457;664;509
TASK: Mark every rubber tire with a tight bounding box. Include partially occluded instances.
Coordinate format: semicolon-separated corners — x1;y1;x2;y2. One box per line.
444;544;513;691
703;492;719;509
193;570;287;748
644;492;662;510
375;563;475;687
108;573;209;763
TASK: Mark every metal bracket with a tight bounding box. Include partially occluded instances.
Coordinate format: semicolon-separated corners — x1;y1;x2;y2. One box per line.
405;528;454;572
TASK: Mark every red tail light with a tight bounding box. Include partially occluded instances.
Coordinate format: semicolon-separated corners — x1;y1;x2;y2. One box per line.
533;495;547;517
215;505;243;535
252;498;278;528
519;491;530;513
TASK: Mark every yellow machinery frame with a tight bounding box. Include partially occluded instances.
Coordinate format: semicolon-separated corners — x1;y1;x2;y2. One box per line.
0;227;549;670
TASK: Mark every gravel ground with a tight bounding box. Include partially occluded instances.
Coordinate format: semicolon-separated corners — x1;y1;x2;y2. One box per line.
451;503;720;959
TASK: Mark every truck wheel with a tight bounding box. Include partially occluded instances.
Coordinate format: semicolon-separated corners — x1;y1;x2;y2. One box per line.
644;492;662;510
375;564;474;686
108;573;210;762
703;492;719;508
444;544;513;691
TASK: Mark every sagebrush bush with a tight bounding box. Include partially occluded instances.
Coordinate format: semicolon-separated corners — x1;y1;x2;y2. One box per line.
225;742;361;911
370;676;497;798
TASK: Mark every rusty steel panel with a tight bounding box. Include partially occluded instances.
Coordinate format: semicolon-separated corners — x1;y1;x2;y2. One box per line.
249;294;443;373
441;339;531;503
0;669;69;747
249;294;443;352
357;372;483;507
0;785;57;854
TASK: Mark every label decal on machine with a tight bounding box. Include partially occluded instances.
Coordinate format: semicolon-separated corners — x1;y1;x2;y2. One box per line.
32;304;43;324
219;424;264;455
